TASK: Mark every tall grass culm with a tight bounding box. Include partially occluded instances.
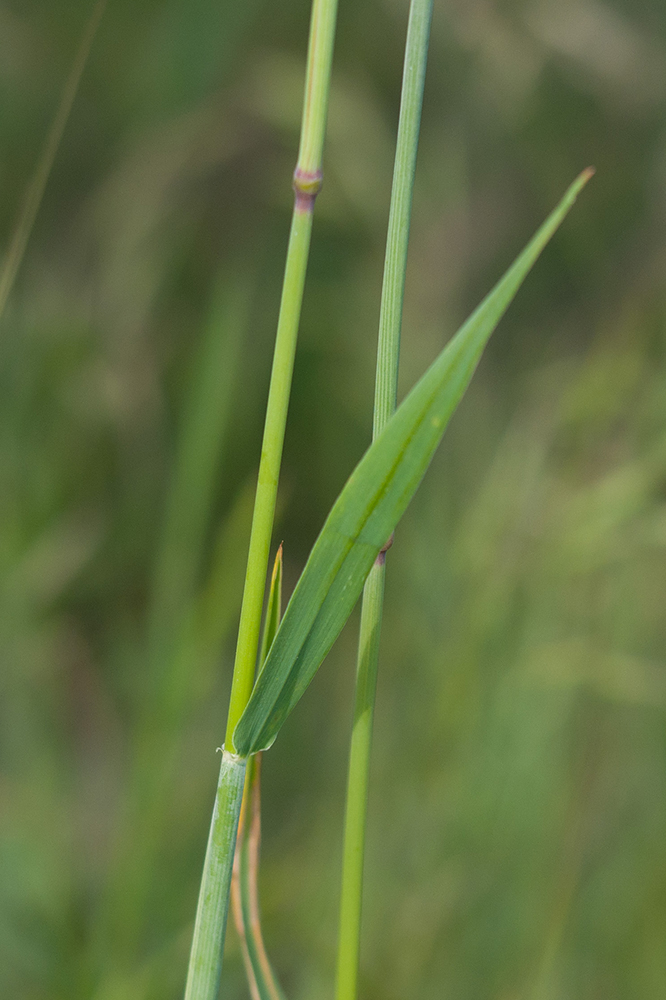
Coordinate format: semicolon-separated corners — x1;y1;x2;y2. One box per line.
335;2;433;997
183;1;339;997
183;0;592;996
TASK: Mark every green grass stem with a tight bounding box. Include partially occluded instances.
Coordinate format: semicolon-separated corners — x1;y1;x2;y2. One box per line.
224;0;339;750
335;563;386;1000
184;1;339;995
223;208;313;746
183;751;247;1000
335;2;433;998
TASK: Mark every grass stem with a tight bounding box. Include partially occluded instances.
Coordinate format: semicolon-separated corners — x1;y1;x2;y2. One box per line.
335;563;386;1000
335;2;433;998
224;0;338;750
184;1;339;995
183;751;247;1000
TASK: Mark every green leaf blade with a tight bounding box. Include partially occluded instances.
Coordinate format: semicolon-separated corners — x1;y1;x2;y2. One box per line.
234;169;593;757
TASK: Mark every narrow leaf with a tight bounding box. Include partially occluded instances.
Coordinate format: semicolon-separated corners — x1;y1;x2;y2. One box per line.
234;169;593;757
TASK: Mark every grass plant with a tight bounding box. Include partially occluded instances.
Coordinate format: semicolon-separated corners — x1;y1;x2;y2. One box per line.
183;0;591;992
221;165;591;991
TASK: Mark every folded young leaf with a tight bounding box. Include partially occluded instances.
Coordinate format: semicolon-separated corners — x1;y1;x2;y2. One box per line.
233;169;593;757
258;544;283;673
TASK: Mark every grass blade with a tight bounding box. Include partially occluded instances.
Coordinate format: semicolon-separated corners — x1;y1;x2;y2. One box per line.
234;168;594;757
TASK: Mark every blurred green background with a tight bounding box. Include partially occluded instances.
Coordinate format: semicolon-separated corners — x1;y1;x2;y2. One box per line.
2;0;666;997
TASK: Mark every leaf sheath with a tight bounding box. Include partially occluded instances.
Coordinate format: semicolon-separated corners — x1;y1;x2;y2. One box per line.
183;752;247;1000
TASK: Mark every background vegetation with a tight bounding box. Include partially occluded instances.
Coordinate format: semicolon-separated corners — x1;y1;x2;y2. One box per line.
1;0;666;998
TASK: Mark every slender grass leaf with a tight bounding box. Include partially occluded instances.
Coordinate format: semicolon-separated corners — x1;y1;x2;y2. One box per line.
233;169;593;757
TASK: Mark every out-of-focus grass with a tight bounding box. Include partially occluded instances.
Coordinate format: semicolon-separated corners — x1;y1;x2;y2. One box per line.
1;1;665;998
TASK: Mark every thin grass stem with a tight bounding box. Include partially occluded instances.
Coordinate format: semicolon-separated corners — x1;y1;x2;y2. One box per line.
335;3;433;998
224;0;338;750
184;2;339;996
0;0;106;323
